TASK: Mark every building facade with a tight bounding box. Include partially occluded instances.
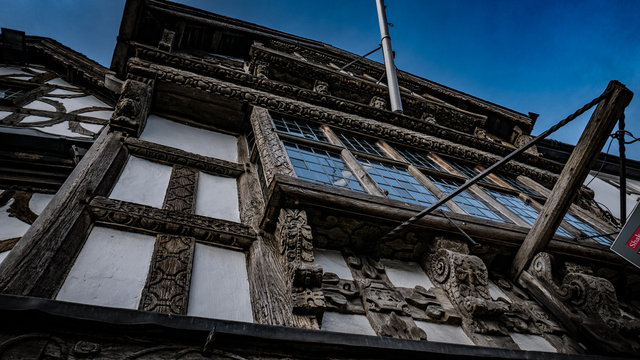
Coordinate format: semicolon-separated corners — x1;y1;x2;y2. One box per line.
0;1;638;358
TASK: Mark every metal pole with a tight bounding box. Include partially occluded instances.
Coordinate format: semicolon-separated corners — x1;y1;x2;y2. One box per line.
376;0;403;113
619;115;627;225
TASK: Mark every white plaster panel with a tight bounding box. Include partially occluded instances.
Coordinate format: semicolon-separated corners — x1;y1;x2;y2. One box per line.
381;259;434;290
29;193;54;216
79;122;104;134
321;312;376;336
48;88;81;95
140;114;238;162
314;248;352;280
187;244;253;322
110;156;172;208
24;100;57;112
51;95;109;113
0;251;9;265
20;115;51;124
9;75;32;80
415;321;474;345
55;227;155;309
0;66;28;76
82;110;113;120
0;198;31;240
28;67;46;73
46;78;77;88
0;111;11;120
510;332;557;352
195;172;240;222
33;121;91;138
488;281;511;303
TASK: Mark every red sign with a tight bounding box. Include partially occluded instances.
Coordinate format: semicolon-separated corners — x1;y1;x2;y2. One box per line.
625;225;640;250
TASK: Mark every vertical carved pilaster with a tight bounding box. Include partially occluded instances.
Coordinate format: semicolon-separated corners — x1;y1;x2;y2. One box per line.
109;79;153;137
345;253;426;340
249;107;295;187
139;165;197;314
275;208;324;327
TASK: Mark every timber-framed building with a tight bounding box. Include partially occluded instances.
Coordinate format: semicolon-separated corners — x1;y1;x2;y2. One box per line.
0;1;639;358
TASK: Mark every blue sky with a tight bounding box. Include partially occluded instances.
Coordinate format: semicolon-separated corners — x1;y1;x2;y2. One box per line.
1;0;638;159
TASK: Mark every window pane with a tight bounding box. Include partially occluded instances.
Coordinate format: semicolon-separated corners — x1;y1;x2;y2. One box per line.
337;131;386;158
564;213;613;246
360;158;441;207
272;114;329;142
395;147;442;171
0;87;24;100
495;174;541;197
447;159;490;184
429;177;510;223
283;140;363;192
486;189;572;237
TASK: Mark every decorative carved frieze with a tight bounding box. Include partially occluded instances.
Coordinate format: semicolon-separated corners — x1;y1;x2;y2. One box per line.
109;79;152;137
124;138;244;178
524;252;640;353
89;196;256;249
127;59;560;186
321;272;364;314
139;234;195;314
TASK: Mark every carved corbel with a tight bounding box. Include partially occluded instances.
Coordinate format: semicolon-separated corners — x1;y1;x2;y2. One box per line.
313;80;330;95
524;252;640;353
158;29;176;52
254;61;269;79
369;96;387;110
425;238;517;348
275;208;325;317
321;272;364;314
109;79;153;137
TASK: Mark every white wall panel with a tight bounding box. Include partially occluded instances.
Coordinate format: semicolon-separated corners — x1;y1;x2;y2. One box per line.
510;333;557;352
0;111;12;120
0;251;9;265
46;78;77;88
0;197;31;240
55;227;155;309
29;192;54;216
416;321;474;345
314;248;353;280
488;281;511;303
140;114;238;162
52;95;109;113
195;172;240;222
24;100;56;112
187;244;253;322
381;259;434;290
109;156;172;208
321;312;375;336
585;174;635;219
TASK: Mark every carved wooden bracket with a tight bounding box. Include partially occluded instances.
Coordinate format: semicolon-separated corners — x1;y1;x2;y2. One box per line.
313;80;330;95
250;107;295;186
109;79;153;137
522;252;640;353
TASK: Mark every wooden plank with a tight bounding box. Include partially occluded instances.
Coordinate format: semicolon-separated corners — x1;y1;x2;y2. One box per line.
0;128;126;296
510;81;633;279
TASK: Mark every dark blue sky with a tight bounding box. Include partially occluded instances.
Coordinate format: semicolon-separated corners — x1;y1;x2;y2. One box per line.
1;0;638;159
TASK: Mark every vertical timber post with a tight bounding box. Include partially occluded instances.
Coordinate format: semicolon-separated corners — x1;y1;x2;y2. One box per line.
510;80;633;280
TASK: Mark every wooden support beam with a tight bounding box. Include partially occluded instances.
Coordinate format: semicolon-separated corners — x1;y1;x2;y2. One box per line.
510;81;633;279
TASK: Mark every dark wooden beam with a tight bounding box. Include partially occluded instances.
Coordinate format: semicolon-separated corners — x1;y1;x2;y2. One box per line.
510;81;633;279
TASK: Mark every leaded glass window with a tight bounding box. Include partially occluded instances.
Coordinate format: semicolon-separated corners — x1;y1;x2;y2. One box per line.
429;177;510;223
337;132;386;158
272;114;328;142
564;213;612;246
360;158;440;207
447;159;490;184
486;189;573;237
283;140;363;192
395;147;442;171
495;174;541;197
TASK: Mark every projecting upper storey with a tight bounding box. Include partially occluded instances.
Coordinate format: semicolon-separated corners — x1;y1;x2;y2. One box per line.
110;0;551;170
